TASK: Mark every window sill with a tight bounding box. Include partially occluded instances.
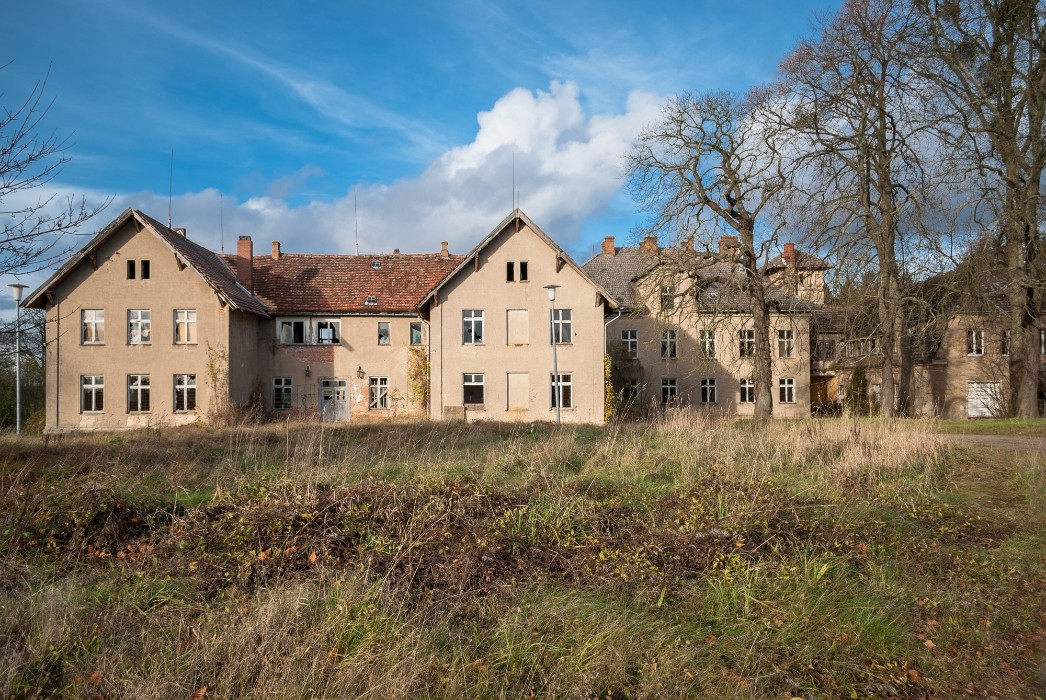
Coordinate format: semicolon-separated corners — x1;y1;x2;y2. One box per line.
464;404;486;411
128;343;152;346
81;411;104;415
463;343;485;347
128;412;152;415
174;342;199;346
81;343;105;346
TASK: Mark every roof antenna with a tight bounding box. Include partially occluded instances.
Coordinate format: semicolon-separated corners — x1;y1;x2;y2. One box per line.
512;151;515;214
354;187;360;256
220;193;225;254
168;149;174;229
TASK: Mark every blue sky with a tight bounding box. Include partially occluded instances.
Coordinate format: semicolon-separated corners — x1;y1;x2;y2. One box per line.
3;0;840;312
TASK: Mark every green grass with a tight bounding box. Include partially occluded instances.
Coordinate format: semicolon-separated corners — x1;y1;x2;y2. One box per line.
932;416;1046;436
0;415;1044;698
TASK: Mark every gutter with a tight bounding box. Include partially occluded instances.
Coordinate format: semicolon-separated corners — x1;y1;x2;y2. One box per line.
603;308;622;354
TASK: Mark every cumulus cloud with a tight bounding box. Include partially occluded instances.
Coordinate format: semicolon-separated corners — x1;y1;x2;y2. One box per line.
108;81;661;260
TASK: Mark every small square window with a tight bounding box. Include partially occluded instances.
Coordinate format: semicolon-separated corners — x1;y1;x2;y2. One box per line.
365;296;378;306
371;260;382;269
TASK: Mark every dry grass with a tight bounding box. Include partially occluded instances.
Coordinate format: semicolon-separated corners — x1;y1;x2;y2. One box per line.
0;416;1042;698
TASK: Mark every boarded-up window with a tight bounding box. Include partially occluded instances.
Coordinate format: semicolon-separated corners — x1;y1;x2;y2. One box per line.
507;309;528;345
507;372;529;410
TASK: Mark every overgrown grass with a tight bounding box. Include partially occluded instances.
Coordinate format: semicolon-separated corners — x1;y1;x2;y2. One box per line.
933;416;1046;436
0;415;1043;698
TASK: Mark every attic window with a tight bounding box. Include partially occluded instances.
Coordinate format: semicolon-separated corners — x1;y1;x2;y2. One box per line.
365;296;378;306
371;260;382;269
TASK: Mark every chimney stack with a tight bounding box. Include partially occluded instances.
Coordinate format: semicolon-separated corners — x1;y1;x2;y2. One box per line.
783;242;796;269
639;235;658;256
173;227;187;237
719;235;740;257
236;236;254;293
601;236;616;257
271;241;281;260
440;241;450;259
393;248;400;254
681;235;695;250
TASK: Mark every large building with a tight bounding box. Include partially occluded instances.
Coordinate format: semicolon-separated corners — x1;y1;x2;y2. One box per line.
23;208;1042;430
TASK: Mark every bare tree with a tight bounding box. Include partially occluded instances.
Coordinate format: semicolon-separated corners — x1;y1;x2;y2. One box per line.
628;90;786;420
915;0;1046;417
1;66;107;277
776;0;934;417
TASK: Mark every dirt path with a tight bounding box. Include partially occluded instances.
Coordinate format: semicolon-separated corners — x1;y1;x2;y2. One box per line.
942;433;1046;452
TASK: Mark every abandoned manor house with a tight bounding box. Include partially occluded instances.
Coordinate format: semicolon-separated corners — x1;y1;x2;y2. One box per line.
22;208;1046;431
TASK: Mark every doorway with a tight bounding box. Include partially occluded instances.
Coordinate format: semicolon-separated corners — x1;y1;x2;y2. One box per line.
319;378;349;421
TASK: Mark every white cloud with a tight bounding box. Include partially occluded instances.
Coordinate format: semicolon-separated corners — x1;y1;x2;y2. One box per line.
99;82;661;261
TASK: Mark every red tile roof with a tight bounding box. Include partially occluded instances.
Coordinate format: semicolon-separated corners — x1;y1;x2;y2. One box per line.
239;252;466;315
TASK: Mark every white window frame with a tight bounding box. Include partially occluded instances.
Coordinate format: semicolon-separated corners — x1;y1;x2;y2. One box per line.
278;318;308;344
661;329;677;359
739;377;754;404
128;309;151;344
174;309;197;344
779;378;795;404
369;376;390;409
377;321;391;346
777;329;794;358
81;375;104;413
661;378;677;406
128;374;151;413
174;374;197;412
739;329;755;358
551;308;572;344
316;319;341;344
621;329;638;358
273;377;293;411
551;373;573;409
660;285;675;311
700;378;717;404
967;329;984;356
82;309;104;345
463;373;485;406
698;329;716;358
463;310;484;344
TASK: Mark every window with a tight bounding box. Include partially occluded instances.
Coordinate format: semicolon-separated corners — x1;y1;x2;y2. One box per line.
128;374;150;412
174;374;196;412
660;285;675;311
1041;329;1046;355
661;378;678;406
141;260;150;279
81;309;104;344
370;260;382;269
174;309;197;344
622;379;639;403
279;320;306;344
377;322;391;346
81;375;104;412
369;376;390;409
463;310;484;344
621;329;638;359
739;378;754;404
661;329;677;359
128;310;151;344
814;339;836;361
317;320;340;344
507;261;529;282
506;261;515;282
700;378;717;404
551;308;572;344
739;329;755;358
463;373;485;405
699;329;716;358
551;373;573;409
779;378;795;404
273;377;293;411
967;330;984;356
365;296;378;306
778;329;794;358
1001;331;1010;356
410;322;423;345
519;261;528;281
845;337;880;357
127;260;135;279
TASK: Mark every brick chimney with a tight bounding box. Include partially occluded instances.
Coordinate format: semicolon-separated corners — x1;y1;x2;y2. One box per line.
681;235;695;250
783;242;796;269
172;227;187;237
719;235;740;257
440;241;450;259
639;235;658;256
236;236;254;293
271;241;281;260
601;236;616;257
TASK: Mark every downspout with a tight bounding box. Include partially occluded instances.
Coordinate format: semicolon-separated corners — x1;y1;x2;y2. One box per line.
54;302;60;430
603;308;622;354
439;294;444;418
421;316;431;417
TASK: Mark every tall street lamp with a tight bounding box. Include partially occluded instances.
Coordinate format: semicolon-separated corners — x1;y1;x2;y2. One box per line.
9;284;28;436
544;284;561;425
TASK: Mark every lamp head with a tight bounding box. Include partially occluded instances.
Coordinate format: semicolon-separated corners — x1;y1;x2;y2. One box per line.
543;284;559;301
8;284;27;303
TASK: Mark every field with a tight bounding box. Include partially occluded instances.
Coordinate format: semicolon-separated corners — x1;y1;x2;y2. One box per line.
1;416;1044;699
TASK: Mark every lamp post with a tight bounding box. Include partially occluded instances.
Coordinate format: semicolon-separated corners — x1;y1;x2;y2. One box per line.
544;284;561;424
8;284;27;436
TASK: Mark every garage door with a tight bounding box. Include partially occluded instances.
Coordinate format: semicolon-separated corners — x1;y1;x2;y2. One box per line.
967;382;1000;418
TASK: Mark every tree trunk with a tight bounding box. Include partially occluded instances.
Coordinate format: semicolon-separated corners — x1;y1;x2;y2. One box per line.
741;225;773;420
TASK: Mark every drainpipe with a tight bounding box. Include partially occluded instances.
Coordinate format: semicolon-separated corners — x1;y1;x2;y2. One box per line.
603;309;622;354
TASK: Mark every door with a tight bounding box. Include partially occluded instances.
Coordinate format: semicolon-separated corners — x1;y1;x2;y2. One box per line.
319;378;349;421
966;382;1000;418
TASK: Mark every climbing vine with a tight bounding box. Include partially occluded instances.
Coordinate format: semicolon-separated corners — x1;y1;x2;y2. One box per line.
407;347;430;409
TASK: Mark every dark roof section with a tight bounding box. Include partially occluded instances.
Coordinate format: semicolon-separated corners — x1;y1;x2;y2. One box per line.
243;252;465;315
584;246;822;314
420;209;618;310
23;208;269;316
765;249;832;272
